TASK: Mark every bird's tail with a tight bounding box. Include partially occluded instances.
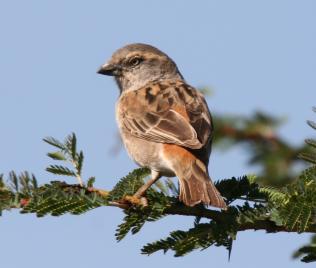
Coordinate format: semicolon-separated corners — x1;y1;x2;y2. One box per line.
176;158;226;208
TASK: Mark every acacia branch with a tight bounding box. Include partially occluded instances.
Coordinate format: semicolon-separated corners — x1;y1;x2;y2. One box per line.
98;192;316;234
164;203;316;233
5;183;316;235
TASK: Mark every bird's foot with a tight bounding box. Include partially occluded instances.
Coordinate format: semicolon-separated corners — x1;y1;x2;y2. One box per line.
123;195;148;207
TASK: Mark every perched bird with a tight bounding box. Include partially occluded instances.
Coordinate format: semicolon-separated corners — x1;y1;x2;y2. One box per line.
98;43;226;208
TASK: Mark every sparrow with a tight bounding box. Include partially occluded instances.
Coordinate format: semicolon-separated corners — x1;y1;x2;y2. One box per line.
98;43;226;208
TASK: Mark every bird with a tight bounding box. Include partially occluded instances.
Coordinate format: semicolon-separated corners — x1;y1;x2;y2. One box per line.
97;43;226;209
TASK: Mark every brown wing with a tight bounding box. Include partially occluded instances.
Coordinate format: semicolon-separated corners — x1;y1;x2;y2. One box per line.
118;81;213;149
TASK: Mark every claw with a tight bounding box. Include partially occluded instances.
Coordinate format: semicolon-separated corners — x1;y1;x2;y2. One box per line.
123;195;148;207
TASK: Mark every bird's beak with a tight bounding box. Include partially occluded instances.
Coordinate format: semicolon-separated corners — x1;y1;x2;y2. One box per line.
97;63;121;76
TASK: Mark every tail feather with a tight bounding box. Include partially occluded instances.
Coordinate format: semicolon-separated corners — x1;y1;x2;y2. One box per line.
178;159;226;208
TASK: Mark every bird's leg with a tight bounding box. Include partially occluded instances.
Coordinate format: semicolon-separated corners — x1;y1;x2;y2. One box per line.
124;170;161;206
134;170;161;198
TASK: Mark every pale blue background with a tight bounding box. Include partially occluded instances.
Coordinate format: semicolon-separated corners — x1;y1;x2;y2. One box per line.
1;1;315;267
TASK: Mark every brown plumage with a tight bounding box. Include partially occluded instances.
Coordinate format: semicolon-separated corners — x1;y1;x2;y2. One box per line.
98;43;226;208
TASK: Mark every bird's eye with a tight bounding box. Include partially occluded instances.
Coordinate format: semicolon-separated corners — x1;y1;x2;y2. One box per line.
128;57;142;67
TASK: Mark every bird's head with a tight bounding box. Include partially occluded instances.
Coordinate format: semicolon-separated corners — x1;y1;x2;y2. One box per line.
97;43;183;93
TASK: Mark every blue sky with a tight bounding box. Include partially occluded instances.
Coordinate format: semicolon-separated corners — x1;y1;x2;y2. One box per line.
1;1;315;267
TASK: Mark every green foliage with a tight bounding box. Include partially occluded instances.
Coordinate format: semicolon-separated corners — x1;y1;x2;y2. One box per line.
255;165;316;233
213;111;310;185
299;138;316;165
281;167;316;232
258;185;287;204
299;108;316;167
115;186;175;241
0;172;105;218
0;174;14;215
0;171;37;215
293;235;316;263
215;175;264;204
142;221;236;257
44;133;84;185
0;135;107;217
18;133;108;217
116;204;165;241
142;203;270;257
234;202;270;226
21;181;107;217
107;168;150;201
46;165;77;177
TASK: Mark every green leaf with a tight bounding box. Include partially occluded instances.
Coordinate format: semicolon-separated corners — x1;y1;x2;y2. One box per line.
43;137;65;150
70;133;77;161
305;138;316;149
300;205;312;232
285;203;302;230
307;120;316;130
259;185;287;204
299;153;316;165
77;151;84;176
116;209;146;241
46;165;76;177
9;171;19;192
64;133;77;161
87;177;95;188
47;152;67;161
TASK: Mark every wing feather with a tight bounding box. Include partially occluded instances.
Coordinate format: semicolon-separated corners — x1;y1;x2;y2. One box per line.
118;81;212;149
